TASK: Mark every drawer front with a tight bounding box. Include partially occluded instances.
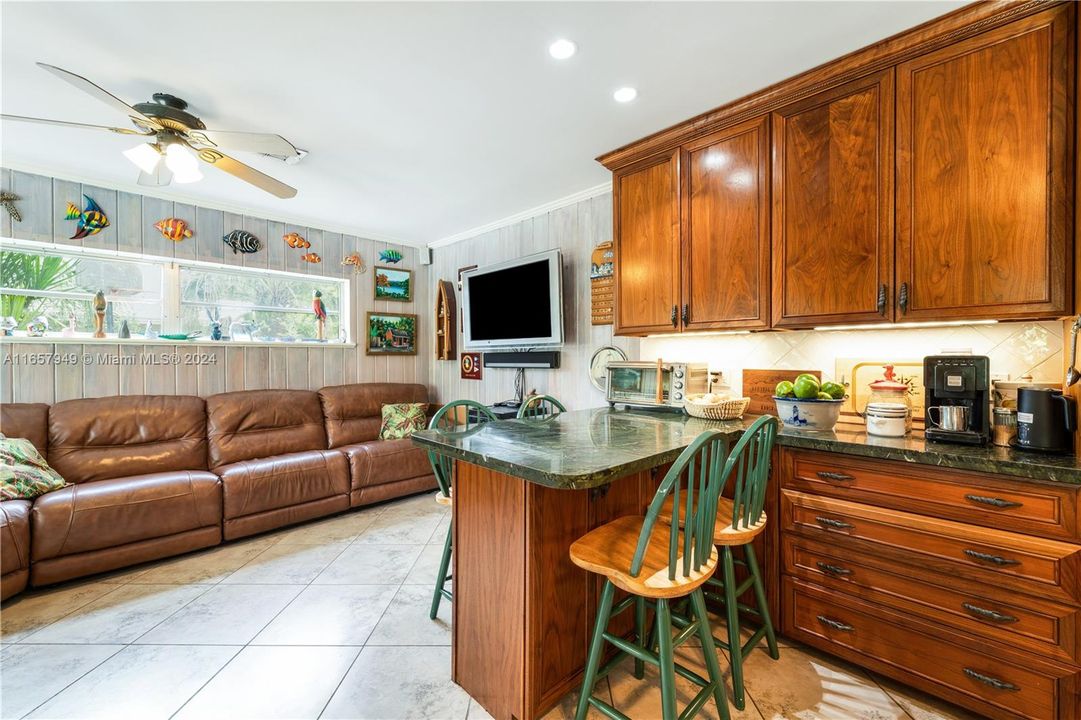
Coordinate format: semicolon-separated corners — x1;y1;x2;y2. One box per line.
784;449;1077;540
784;534;1081;664
783;577;1077;720
782;490;1081;605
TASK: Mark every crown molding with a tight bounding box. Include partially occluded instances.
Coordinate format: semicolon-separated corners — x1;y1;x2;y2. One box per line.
429;181;611;250
0;158;422;249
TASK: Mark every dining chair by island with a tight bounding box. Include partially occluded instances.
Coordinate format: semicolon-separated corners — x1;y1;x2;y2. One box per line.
517;394;567;419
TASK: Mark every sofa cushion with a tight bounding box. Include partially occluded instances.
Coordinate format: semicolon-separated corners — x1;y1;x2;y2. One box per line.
319;383;429;448
207;390;327;468
0;403;49;454
217;449;349;521
379;403;428;440
48;396;208;484
1;500;31;599
31;471;221;562
0;437;68;500
341;439;433;490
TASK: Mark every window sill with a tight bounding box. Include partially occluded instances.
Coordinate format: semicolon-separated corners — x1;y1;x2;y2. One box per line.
0;335;356;349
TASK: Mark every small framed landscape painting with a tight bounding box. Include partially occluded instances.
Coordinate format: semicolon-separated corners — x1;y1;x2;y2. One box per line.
374;266;413;301
366;312;418;355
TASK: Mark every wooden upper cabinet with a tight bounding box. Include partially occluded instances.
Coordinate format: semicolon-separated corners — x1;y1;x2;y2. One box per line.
614;150;681;334
681;116;771;330
771;70;895;329
896;5;1073;321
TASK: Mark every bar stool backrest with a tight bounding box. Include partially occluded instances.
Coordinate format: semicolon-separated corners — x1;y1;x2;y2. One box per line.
631;429;729;583
720;415;778;531
516;394;567;419
427;400;498;497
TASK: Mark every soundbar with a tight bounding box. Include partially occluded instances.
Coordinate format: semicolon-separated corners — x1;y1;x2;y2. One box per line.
483;351;561;369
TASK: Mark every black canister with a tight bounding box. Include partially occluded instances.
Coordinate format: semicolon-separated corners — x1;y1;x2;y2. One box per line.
1015;387;1076;453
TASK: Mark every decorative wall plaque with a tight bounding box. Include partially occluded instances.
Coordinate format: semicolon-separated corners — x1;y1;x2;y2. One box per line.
590;242;614;326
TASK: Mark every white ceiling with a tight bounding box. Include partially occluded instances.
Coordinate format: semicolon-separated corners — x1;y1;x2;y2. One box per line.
2;1;964;247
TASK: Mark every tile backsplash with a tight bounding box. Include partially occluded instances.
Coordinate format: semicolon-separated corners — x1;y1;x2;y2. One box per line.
640;321;1064;393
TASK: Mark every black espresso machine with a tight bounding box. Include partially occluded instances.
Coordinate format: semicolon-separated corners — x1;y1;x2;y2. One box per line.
923;355;991;445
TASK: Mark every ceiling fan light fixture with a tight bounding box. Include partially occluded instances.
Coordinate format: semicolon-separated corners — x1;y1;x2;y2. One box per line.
172;165;203;184
122;143;161;174
164;143;202;183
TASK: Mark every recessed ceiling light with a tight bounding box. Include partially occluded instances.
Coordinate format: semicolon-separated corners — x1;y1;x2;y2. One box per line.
613;87;638;103
548;39;577;60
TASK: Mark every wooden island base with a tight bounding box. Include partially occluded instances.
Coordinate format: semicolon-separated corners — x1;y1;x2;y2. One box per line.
452;461;655;720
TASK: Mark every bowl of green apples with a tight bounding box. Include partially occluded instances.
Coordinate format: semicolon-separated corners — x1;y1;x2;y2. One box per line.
773;374;846;430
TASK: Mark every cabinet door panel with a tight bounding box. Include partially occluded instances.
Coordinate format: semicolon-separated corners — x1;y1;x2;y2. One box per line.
681;116;770;330
614;151;680;335
896;6;1073;320
772;70;894;328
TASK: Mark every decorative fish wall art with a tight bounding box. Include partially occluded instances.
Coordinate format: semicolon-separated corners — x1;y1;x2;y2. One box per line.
283;232;310;249
0;192;21;222
301;252;322;264
379;249;403;264
341;253;366;274
222;229;262;254
154;218;193;242
65;195;109;239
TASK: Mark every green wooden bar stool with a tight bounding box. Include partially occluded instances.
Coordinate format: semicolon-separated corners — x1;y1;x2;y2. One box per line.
516;393;567;419
570;429;733;720
657;415;780;711
426;399;498;620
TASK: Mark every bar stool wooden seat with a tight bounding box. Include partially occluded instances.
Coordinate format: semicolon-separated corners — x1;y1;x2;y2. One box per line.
425;399;498;620
656;415;780;711
516;393;567;419
569;429;733;720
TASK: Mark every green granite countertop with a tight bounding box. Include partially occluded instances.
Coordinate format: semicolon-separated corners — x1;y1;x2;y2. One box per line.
410;407;1081;489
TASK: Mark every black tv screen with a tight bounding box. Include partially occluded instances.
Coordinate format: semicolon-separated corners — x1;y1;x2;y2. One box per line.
463;252;563;347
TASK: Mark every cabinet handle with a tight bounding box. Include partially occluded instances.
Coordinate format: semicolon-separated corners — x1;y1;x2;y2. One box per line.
816;615;853;632
816;561;853;577
962;668;1019;692
961;602;1018;624
670;305;678;327
898;282;909;314
681;304;689;325
877;284;887;316
815;516;854;530
963;549;1020;567
964;494;1023;509
816;471;854;482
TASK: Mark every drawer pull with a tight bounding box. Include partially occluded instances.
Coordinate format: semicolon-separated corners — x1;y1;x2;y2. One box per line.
963;549;1021;567
815;562;853;577
964;494;1023;509
816;615;853;632
815;516;854;530
961;602;1018;624
962;668;1019;692
816;471;854;482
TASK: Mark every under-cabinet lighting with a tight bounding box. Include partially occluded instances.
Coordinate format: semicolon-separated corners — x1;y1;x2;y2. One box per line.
646;330;752;339
812;320;999;331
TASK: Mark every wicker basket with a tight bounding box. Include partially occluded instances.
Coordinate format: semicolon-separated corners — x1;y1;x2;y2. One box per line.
683;395;751;421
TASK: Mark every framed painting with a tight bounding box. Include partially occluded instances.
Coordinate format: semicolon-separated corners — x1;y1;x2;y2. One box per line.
366;312;418;355
374;266;413;302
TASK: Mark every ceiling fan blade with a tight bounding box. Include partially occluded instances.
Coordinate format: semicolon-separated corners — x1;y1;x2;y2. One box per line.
36;62;162;130
1;113;151;135
186;129;300;159
194;146;297;199
137;164;173;187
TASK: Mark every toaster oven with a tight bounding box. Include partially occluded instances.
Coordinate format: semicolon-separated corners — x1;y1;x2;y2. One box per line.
605;361;709;410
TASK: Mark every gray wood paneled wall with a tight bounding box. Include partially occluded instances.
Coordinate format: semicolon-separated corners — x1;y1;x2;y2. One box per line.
0;169;429;404
426;192;638;410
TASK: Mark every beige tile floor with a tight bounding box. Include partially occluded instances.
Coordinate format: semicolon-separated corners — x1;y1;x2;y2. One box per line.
0;492;980;720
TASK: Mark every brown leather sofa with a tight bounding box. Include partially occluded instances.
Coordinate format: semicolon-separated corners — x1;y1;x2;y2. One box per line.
319;383;436;507
0;382;438;597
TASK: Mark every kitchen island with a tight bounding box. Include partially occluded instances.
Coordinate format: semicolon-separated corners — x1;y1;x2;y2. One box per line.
412;407;1081;720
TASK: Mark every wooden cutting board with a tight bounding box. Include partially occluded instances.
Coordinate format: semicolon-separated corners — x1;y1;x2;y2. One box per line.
742;369;822;416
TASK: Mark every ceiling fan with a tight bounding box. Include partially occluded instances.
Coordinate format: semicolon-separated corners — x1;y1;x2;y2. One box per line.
2;63;302;199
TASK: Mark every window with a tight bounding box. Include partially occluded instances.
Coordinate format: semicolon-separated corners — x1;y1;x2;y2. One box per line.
0;241;351;344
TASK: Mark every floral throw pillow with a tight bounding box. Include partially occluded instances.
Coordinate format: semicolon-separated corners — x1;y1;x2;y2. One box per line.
380;403;429;440
0;436;68;501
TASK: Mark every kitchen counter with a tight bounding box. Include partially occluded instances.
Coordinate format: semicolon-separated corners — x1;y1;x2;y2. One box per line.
411;406;1081;488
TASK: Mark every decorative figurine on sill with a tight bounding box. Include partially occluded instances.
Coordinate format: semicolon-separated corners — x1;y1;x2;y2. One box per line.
206;308;223;341
1;317;17;337
0;192;21;222
118;320;131;339
342;253;366;274
25;316;47;337
61;313;76;338
378;249;403;264
92;290;107;338
143;321;158;339
283;232;310;249
65;195;110;240
154;217;193;242
313;290;327;341
222;229;261;254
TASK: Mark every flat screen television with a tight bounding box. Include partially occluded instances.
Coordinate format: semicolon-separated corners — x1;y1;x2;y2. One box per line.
461;249;564;349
